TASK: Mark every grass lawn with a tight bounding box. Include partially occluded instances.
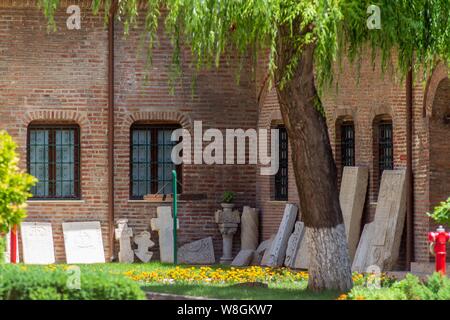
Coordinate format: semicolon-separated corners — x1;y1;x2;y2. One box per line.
69;263;340;300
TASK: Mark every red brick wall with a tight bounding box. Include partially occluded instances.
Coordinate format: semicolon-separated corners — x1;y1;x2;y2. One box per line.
0;3;259;262
0;3;110;262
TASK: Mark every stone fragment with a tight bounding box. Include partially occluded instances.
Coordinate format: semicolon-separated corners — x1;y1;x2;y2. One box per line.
115;219;134;263
21;222;55;264
241;207;259;250
63;221;105;264
284;222;305;268
151;207;179;263
178;237;215;265
134;231;155;263
231;249;254;267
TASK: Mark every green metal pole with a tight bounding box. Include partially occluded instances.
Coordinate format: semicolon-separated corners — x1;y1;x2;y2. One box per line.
172;170;178;265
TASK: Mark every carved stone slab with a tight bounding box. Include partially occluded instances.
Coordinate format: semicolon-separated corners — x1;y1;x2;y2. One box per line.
266;204;298;267
352;170;407;272
63;221;105;264
294;232;310;270
21;222;55;264
178;237;215;265
284;222;305;268
231;249;254;267
339;167;369;261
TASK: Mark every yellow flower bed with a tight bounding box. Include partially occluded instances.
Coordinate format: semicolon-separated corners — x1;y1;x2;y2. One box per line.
124;266;309;284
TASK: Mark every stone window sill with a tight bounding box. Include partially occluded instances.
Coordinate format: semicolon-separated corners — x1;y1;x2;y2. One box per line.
27;200;86;204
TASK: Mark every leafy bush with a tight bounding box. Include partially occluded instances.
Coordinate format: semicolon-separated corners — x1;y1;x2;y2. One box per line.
427;197;450;226
0;265;146;300
221;191;235;203
0;131;36;235
346;273;450;300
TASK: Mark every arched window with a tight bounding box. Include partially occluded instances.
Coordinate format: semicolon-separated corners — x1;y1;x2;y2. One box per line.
27;123;80;199
130;123;182;199
340;121;355;167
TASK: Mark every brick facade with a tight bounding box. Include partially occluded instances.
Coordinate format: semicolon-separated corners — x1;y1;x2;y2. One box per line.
1;2;449;267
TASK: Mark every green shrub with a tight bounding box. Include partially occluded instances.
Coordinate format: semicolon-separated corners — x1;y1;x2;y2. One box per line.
347;287;407;300
0;131;36;235
0;236;4;263
0;265;146;300
346;273;450;300
427;197;450;226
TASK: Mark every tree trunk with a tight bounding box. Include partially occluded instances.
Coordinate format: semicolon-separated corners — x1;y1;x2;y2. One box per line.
274;26;353;292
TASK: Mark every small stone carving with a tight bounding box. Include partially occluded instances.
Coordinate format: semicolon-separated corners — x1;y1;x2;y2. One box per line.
134;231;155;263
115;219;134;263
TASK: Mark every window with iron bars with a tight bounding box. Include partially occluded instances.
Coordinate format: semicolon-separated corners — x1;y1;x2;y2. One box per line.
378;122;394;177
130;124;182;199
341;122;355;167
274;126;288;201
27;125;80;200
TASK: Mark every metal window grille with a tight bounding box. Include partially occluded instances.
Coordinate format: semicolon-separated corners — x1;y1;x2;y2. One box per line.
274;126;288;201
341;123;355;167
378;122;394;177
27;125;80;199
130;124;182;199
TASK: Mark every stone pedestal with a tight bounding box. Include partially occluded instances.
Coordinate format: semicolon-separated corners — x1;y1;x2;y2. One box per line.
215;204;240;264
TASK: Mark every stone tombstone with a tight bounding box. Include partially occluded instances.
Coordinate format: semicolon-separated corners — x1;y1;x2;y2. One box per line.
284;221;305;268
151;206;179;263
259;234;276;266
177;237;215;265
63;221;106;264
352;170;407;272
266;204;298;267
115;219;134;263
21;222;55;264
241;206;259;250
339;166;369;261
231;249;254;267
134;231;155;263
3;230;20;263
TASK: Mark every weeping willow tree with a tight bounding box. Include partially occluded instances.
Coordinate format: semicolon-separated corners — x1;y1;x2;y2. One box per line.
38;0;450;291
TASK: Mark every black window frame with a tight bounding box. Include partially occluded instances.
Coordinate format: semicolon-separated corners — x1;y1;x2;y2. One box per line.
341;122;355;167
130;124;182;200
274;125;288;201
378;121;394;178
27;124;81;200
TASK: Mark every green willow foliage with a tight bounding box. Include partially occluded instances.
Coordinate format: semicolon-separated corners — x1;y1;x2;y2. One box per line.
38;0;449;91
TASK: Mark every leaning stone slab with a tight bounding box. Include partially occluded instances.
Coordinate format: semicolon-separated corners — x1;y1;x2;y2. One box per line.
63;221;105;264
253;234;275;266
178;237;215;265
294;232;310;270
284;222;305;268
241;207;259;250
352;170;407;272
21;222;55;265
339;167;369;261
231;250;254;267
266;204;298;267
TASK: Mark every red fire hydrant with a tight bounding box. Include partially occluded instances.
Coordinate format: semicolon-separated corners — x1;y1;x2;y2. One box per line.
428;226;450;275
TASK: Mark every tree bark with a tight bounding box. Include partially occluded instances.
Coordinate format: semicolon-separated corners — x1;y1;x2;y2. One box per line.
274;25;353;292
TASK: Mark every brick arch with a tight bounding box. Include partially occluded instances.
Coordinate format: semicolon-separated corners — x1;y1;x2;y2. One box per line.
124;111;193;131
424;63;449;118
369;104;394;123
333;107;356;124
22;110;90;128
